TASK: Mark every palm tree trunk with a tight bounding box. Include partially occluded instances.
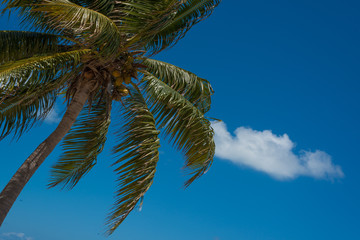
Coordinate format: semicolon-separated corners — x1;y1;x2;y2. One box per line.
0;81;93;227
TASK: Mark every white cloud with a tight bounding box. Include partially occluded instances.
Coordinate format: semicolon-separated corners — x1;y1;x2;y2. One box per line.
212;121;344;180
44;107;61;124
1;232;33;240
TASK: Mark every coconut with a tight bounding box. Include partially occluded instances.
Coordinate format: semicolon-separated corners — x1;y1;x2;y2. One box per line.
112;70;121;78
115;77;123;86
119;88;129;96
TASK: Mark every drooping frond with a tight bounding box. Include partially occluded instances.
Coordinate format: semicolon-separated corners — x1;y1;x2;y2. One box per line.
71;0;115;15
1;0;35;12
142;73;215;187
2;0;114;15
109;0;173;27
0;48;89;139
145;0;221;53
0;79;64;140
30;0;122;56
143;58;214;113
0;49;91;92
3;0;121;56
0;31;70;64
108;86;160;234
1;1;59;34
48;96;111;189
112;0;180;51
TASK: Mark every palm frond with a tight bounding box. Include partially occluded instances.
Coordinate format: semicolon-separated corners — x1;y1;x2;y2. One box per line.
1;1;60;34
0;49;89;139
47;0;115;14
0;49;91;92
2;0;114;16
111;0;180;50
29;0;121;56
0;31;73;64
1;0;35;12
145;0;221;53
73;0;114;15
0;79;64;140
3;0;121;56
108;86;160;234
48;96;111;189
142;73;215;187
143;58;214;113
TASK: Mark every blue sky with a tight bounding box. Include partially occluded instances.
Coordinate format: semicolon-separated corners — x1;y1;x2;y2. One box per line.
1;1;360;239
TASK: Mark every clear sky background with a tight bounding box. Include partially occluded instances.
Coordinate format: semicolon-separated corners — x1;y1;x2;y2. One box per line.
1;1;360;240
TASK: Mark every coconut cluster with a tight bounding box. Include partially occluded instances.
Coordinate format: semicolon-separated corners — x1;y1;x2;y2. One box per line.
79;51;145;102
111;54;133;100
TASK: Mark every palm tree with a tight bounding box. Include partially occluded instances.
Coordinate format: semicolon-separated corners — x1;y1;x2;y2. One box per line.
0;0;220;233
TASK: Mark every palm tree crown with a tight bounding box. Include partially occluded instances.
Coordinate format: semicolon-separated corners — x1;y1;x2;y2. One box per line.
0;0;220;234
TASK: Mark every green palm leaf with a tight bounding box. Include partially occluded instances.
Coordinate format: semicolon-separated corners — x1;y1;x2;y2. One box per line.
73;0;114;15
2;0;113;15
143;58;214;113
0;80;63;140
0;49;89;139
48;96;111;189
0;31;68;64
3;0;121;56
108;86;160;234
0;49;91;92
142;73;215;187
62;0;114;12
1;1;59;34
146;0;221;52
31;0;121;56
114;0;180;50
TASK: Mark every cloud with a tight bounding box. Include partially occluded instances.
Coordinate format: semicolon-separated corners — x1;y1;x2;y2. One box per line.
44;107;61;124
0;232;33;240
212;121;344;180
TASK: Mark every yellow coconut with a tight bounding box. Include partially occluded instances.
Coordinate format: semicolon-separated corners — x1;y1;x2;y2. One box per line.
118;89;129;97
115;77;123;86
112;70;121;78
